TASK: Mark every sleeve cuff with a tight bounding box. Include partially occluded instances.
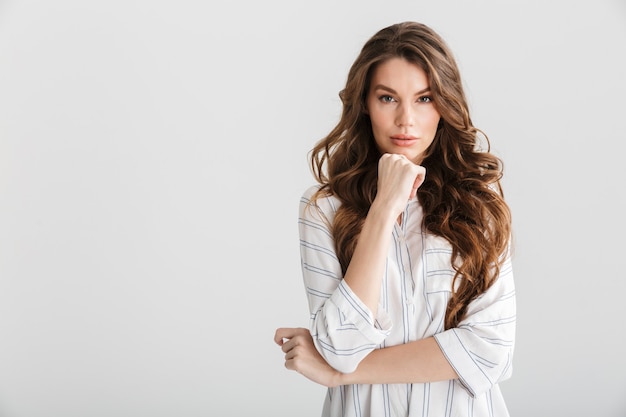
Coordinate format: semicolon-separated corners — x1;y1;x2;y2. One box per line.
434;329;493;397
329;280;392;344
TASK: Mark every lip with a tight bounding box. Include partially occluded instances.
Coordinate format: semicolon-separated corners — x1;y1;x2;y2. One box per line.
390;134;418;147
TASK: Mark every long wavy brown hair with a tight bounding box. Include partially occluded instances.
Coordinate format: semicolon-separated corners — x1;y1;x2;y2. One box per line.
309;21;512;330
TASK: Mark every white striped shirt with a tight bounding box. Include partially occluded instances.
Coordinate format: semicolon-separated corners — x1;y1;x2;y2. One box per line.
298;185;516;417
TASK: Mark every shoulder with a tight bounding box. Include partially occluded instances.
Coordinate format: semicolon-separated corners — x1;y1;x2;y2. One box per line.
299;184;341;220
301;184;322;201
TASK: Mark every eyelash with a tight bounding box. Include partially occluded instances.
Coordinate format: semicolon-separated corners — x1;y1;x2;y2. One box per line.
378;95;433;103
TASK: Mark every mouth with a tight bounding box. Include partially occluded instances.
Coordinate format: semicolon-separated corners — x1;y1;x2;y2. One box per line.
390;134;418;146
391;134;418;140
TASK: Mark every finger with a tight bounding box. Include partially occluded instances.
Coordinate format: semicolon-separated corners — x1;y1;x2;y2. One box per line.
285;355;305;373
284;345;298;360
281;337;294;353
274;327;297;345
274;328;285;345
410;167;426;197
276;327;308;348
281;334;303;353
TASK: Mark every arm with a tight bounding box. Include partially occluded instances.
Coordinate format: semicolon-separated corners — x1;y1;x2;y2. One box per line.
340;337;457;385
298;187;392;373
275;328;456;387
342;154;425;316
432;253;516;396
339;201;395;317
299;155;425;373
276;250;516;395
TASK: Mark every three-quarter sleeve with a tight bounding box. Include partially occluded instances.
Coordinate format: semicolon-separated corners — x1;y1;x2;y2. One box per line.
298;186;392;373
433;253;516;397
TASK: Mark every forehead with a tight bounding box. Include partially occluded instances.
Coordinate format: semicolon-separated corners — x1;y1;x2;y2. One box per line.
369;57;429;90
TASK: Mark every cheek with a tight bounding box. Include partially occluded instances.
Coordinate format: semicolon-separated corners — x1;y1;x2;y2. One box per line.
369;112;388;132
427;113;441;132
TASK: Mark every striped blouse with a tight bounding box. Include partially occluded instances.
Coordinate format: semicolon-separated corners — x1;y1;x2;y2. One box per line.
298;185;516;417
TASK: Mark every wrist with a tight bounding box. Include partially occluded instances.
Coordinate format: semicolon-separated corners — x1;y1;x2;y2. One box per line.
330;370;347;388
332;366;361;387
368;199;400;224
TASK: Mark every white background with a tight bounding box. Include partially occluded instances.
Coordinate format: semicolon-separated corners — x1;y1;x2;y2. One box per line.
1;1;625;416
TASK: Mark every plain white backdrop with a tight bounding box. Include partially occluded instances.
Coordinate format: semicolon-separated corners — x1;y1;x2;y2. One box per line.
1;1;625;416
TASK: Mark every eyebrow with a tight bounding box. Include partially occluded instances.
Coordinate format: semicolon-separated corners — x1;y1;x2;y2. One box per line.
371;84;431;95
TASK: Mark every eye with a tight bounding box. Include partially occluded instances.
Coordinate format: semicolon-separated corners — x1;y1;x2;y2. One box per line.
417;96;433;103
379;95;396;103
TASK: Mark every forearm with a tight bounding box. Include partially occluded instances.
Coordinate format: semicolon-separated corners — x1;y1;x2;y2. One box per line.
299;190;397;373
342;201;396;316
336;337;458;386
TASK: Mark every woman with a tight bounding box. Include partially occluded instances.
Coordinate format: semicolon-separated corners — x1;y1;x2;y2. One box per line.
275;21;515;417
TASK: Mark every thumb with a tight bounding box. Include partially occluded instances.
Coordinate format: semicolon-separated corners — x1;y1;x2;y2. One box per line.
409;168;426;199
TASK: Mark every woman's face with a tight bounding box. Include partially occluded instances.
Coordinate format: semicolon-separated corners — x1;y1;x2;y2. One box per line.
366;57;441;165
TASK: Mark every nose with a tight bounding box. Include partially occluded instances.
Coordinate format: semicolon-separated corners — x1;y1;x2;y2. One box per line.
395;104;414;127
